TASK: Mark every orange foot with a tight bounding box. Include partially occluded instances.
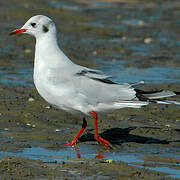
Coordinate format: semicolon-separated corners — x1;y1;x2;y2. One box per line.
95;135;111;149
64;140;77;146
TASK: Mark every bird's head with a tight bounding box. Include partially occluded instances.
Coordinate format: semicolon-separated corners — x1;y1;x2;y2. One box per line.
10;15;56;39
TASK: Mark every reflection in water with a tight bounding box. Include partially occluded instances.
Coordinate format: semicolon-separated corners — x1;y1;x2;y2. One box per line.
0;145;179;178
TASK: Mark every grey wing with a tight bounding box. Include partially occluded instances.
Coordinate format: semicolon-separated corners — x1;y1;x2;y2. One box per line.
72;66;137;104
75;65;110;77
45;65;144;113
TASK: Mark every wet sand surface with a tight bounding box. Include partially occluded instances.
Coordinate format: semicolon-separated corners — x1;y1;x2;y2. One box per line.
0;0;180;179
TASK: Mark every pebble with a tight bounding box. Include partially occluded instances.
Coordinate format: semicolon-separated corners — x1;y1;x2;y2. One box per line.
138;20;145;26
28;97;35;102
104;159;113;163
45;106;51;109
24;113;31;117
92;51;97;55
26;123;36;128
121;36;127;40
144;38;153;44
24;49;32;54
112;58;117;62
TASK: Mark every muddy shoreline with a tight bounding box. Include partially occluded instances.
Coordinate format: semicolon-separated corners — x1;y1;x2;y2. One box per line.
0;83;179;179
0;0;180;179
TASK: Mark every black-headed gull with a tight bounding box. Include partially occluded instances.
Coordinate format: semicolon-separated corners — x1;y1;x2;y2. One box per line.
10;15;180;148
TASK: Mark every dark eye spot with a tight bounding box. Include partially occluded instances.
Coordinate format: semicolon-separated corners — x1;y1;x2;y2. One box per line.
31;23;36;28
43;25;49;33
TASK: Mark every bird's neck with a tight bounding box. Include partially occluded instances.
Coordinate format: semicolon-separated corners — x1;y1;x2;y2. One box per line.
35;34;73;68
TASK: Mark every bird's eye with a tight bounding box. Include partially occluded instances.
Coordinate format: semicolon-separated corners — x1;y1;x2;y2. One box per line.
31;23;36;28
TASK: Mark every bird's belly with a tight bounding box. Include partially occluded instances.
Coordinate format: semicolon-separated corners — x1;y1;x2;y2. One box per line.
34;76;91;113
34;74;69;110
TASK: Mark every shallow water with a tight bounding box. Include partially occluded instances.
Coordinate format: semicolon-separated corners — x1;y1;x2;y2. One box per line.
0;67;32;86
0;62;179;86
0;0;179;86
1;0;180;178
98;60;180;84
0;144;179;178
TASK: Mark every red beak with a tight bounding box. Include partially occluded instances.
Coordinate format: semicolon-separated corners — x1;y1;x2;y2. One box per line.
9;28;26;35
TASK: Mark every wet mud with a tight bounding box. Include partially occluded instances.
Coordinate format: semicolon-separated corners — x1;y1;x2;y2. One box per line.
0;83;179;179
0;0;180;179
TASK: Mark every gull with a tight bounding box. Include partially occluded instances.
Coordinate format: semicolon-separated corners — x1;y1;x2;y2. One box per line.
10;15;180;148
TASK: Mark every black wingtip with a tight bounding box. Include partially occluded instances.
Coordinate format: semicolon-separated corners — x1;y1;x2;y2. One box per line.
175;91;180;95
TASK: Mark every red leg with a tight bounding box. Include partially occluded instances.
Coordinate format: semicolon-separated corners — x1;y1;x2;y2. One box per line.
65;117;87;146
89;111;111;149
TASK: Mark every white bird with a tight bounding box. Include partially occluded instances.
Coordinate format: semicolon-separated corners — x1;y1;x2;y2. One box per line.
10;15;180;148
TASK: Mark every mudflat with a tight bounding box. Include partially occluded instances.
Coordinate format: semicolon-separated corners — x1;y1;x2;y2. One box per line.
0;0;180;179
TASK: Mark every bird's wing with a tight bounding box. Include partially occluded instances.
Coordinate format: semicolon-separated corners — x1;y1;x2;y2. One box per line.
46;65;136;101
74;67;118;85
71;65;136;102
44;65;140;112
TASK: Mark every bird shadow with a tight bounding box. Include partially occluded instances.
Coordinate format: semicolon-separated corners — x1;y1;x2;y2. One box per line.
78;127;180;145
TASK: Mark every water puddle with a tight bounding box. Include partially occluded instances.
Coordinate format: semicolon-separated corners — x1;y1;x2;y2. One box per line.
0;60;179;86
131;164;180;179
1;0;179;86
1;0;180;179
48;0;118;12
48;1;83;12
97;60;180;84
0;67;33;86
0;145;179;178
